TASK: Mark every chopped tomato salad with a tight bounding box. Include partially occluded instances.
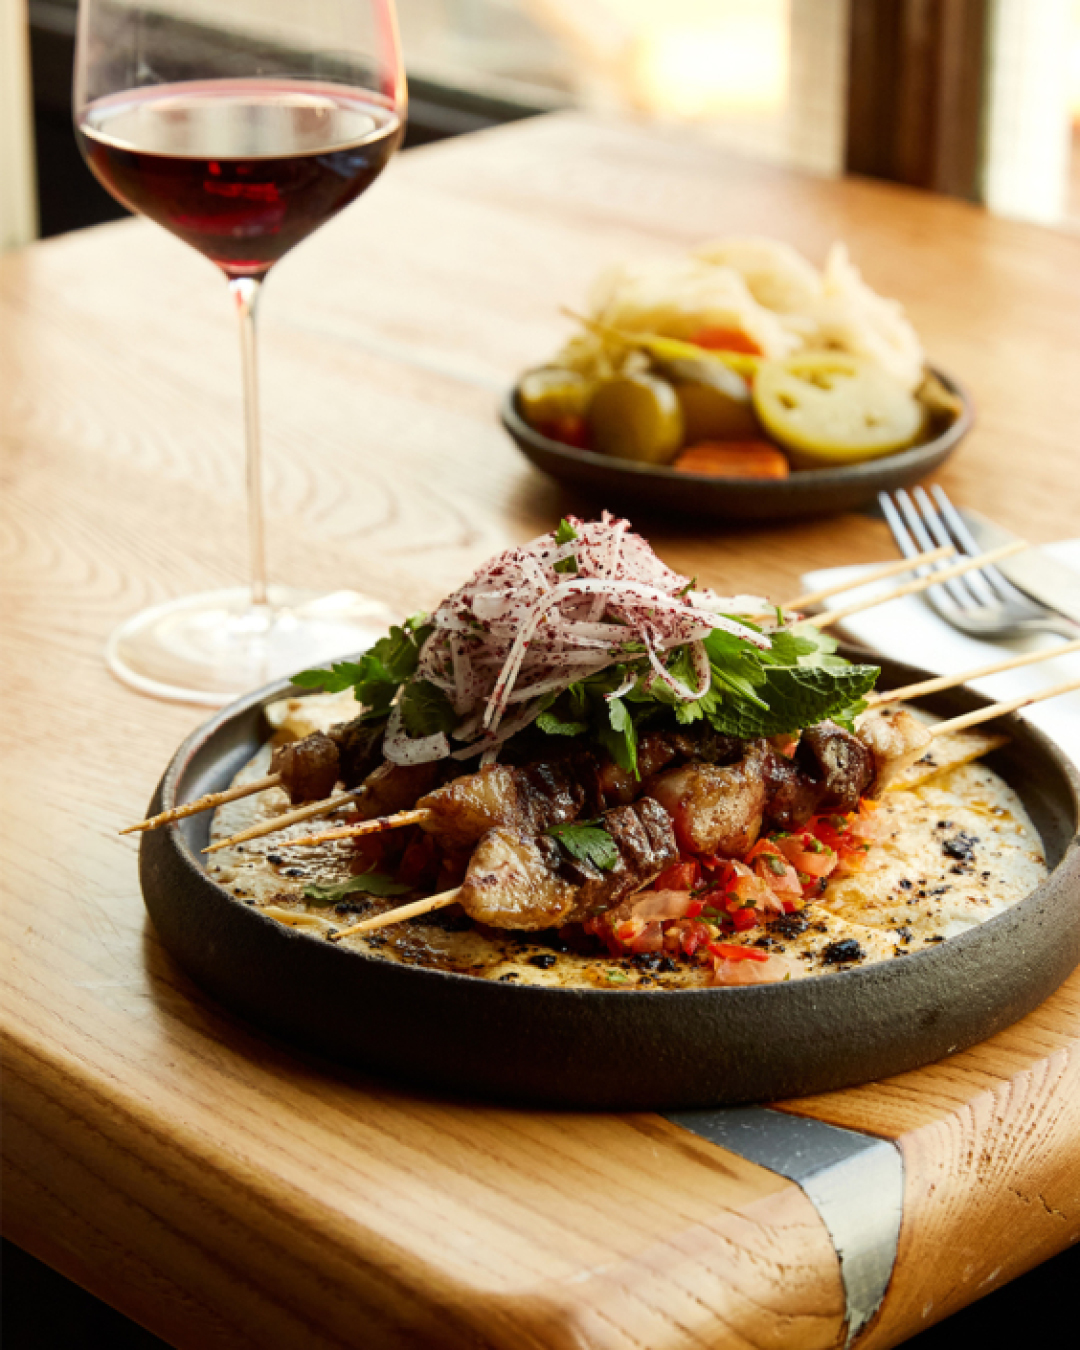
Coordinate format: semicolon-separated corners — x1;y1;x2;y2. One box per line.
584;801;880;984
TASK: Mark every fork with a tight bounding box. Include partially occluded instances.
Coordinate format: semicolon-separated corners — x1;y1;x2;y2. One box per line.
878;487;1080;640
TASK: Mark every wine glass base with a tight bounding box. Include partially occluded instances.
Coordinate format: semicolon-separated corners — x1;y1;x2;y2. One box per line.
105;586;396;706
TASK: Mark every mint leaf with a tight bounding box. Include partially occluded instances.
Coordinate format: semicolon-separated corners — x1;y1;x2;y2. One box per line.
400;679;457;737
536;709;589;736
292;615;432;713
302;871;411;906
599;695;638;775
547;820;620;871
292;661;368;693
705;664;879;737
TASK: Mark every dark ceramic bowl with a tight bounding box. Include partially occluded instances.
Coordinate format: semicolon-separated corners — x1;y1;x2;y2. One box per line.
140;651;1078;1111
501;368;972;522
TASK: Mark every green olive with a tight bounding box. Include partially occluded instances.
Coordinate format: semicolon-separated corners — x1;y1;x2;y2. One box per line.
753;352;926;465
587;375;685;464
518;368;594;426
665;358;760;442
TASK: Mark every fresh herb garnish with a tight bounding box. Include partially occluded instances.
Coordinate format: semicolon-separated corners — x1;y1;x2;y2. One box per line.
546;819;620;871
400;678;457;737
535;708;589;736
302;871;411;906
292;614;432;721
553;518;580;574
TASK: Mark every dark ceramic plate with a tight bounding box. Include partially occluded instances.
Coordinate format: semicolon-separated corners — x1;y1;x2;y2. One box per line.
140;650;1078;1111
501;368;972;522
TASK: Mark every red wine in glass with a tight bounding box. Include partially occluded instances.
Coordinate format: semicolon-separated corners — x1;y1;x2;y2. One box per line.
79;79;402;277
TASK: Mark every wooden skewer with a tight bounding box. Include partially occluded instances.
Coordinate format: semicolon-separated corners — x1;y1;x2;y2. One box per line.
782;543;956;612
120;774;282;835
929;675;1080;738
329;887;462;941
870;639;1080;707
286;808;431;849
317;680;1080;943
202;789;366;854
813;541;1028;630
272;627;1079;853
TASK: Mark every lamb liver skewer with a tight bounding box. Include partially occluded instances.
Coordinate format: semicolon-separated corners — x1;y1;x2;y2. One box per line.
330;797;678;940
122;714;386;835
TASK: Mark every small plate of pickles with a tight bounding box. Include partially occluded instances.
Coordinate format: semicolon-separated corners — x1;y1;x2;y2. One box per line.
502;323;971;522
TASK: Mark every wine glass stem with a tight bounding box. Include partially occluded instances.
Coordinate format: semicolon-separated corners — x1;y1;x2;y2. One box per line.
228;275;269;609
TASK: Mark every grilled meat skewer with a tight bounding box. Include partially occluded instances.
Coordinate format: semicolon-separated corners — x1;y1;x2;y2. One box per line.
269;716;387;804
332;797;679;939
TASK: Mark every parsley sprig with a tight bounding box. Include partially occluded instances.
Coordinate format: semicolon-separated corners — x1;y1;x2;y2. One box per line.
546;819;620;871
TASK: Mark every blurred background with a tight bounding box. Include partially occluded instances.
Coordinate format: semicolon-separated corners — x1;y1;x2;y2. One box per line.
8;0;1080;252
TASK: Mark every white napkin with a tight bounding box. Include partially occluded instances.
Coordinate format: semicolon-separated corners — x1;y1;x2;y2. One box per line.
799;541;1080;769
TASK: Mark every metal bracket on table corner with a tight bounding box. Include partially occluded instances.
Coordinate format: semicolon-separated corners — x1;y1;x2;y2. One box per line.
664;1107;904;1347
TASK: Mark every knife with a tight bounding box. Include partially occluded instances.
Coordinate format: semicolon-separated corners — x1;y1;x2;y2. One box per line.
959;509;1080;626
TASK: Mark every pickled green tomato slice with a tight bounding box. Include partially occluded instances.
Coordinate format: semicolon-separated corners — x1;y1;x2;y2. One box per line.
587;375;685;464
518;368;594;425
753;353;925;464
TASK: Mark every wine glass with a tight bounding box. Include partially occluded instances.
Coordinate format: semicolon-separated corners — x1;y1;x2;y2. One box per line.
74;0;406;704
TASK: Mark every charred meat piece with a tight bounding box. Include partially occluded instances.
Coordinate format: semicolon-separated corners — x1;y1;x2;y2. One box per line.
357;761;443;820
416;755;600;850
270;732;340;804
856;707;933;794
459;797;677;930
329;716;387;788
669;726;744;765
647;740;769;857
796;722;874;813
598;732;680;805
763;749;824;833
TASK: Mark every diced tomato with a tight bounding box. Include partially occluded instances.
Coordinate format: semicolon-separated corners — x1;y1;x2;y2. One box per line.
627;921;665;954
654;860;701;892
731;907;759;932
708;941;769;963
775;833;838;878
396;832;439;888
687;326;763;356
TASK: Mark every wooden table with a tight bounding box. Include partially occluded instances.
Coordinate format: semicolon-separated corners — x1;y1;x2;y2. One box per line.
2;114;1078;1350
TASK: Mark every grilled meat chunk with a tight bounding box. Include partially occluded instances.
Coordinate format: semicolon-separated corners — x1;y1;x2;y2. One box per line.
357;761;442;820
329;716;387;788
597;732;680;805
763;749;824;833
856;707;933;794
796;722;874;813
459;797;678;930
270;732;340;804
648;741;769;857
416;756;600;850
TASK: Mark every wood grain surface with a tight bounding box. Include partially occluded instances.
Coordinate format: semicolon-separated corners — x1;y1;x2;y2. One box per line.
2;113;1079;1349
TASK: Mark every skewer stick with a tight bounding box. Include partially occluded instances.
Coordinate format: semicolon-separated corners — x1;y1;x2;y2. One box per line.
286;808;431;849
203;789;366;854
311;680;1080;944
870;639;1080;707
782;544;956;612
329;887;462;941
929;676;1080;738
812;541;1028;630
120;774;282;835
